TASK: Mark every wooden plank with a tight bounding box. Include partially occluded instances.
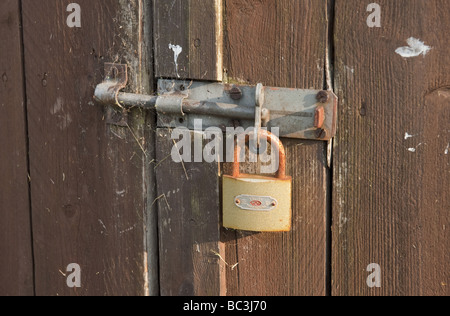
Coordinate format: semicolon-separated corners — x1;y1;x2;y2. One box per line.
155;129;225;296
332;0;450;296
223;0;329;296
154;0;226;296
22;0;156;295
421;89;450;296
0;0;34;296
154;0;223;81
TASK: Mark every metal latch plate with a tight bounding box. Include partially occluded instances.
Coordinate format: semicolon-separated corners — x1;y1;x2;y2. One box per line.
157;80;337;140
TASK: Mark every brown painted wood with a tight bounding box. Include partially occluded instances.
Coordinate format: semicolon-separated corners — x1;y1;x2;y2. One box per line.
332;0;450;296
421;89;450;296
154;0;226;297
155;129;225;296
154;0;223;81
22;0;156;296
223;0;329;296
0;0;34;296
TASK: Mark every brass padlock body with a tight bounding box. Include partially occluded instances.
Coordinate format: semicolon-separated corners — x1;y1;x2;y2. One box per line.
223;175;292;232
222;130;292;232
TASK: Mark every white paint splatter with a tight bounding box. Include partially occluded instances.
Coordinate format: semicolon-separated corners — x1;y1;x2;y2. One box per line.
338;211;350;235
344;65;355;74
404;132;416;140
396;37;431;58
408;143;423;153
169;43;183;78
445;144;449;155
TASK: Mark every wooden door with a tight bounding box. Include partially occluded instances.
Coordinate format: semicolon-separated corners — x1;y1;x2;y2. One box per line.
0;0;448;296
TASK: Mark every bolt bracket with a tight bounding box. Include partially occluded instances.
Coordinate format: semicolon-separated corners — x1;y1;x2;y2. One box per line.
94;63;338;140
95;63;129;126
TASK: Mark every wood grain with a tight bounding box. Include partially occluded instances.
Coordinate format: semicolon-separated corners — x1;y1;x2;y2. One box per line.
223;0;329;296
154;0;226;297
22;0;155;296
421;89;450;296
156;129;225;296
224;0;327;89
0;0;34;296
154;0;223;81
332;0;450;296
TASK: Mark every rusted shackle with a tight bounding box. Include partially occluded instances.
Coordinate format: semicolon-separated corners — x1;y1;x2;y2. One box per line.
232;129;287;179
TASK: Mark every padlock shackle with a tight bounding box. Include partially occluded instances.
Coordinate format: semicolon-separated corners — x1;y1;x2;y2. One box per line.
232;130;287;179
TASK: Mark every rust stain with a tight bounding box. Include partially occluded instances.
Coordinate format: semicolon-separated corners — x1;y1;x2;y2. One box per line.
314;106;325;129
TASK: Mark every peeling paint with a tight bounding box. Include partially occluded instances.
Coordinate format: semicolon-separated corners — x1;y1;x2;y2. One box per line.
51;97;72;130
51;97;63;115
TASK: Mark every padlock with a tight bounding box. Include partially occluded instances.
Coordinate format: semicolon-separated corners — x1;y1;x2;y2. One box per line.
223;130;292;232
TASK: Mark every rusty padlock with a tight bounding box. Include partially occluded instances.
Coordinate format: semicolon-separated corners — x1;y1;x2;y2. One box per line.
223;130;292;232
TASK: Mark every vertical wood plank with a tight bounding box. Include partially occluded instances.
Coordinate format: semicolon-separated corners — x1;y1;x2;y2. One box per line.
154;0;223;81
223;0;329;296
421;89;449;296
0;0;34;296
333;0;450;296
156;129;225;296
22;0;155;296
154;0;226;297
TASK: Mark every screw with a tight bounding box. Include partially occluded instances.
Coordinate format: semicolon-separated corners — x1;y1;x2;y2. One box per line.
235;199;241;205
315;128;328;139
316;90;329;103
229;87;243;100
165;82;174;91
